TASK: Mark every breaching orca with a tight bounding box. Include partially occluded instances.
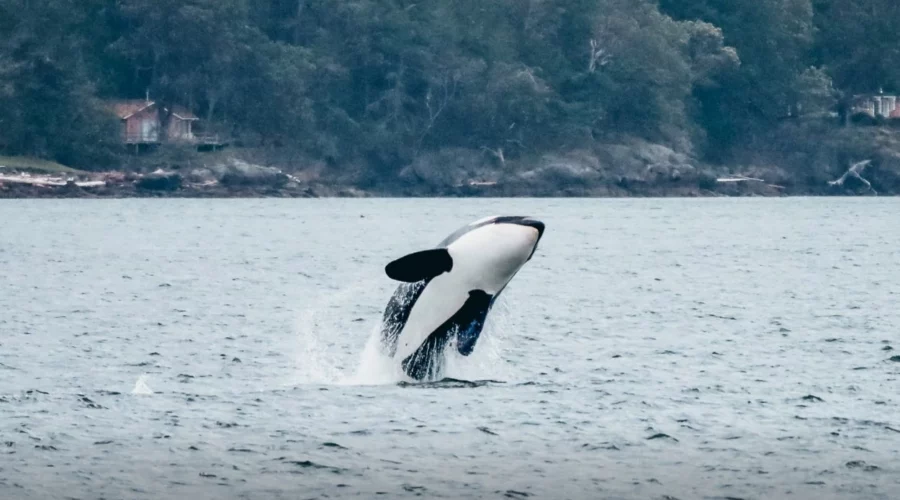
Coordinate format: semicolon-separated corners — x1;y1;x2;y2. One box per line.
378;215;545;380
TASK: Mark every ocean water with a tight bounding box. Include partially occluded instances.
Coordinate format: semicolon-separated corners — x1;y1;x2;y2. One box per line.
1;198;898;500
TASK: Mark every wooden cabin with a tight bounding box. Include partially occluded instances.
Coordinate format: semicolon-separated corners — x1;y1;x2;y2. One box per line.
165;106;199;142
110;100;202;145
109;99;226;150
112;100;161;144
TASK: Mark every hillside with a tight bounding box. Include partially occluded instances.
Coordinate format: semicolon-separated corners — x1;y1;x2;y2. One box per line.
1;0;899;197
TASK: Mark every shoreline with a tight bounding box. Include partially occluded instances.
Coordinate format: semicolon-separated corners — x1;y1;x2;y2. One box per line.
4;124;897;199
0;179;886;199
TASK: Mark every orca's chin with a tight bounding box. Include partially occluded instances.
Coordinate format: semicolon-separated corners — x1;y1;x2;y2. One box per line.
518;218;544;241
512;217;544;261
492;216;545;241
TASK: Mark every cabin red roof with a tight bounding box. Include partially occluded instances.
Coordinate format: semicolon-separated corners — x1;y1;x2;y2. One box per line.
109;100;199;121
110;100;157;119
169;106;198;121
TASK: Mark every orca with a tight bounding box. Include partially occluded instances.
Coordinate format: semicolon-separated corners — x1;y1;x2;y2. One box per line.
378;215;545;381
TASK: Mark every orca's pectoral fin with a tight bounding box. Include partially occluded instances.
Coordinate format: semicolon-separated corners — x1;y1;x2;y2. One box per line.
399;289;494;380
456;319;483;356
385;248;453;283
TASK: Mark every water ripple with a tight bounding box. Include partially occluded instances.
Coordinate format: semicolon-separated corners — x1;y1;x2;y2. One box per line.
0;198;899;500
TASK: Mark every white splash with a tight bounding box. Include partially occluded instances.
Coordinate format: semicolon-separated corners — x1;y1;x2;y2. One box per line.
341;323;411;385
131;375;154;395
290;299;346;385
288;279;390;386
289;281;516;387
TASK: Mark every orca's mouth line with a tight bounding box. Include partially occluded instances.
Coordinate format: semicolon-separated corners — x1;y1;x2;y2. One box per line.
518;218;545;241
492;216;545;242
515;217;544;260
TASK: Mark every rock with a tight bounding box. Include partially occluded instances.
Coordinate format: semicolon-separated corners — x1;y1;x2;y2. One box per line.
184;168;217;184
597;139;696;182
738;164;792;187
398;148;495;188
136;173;182;191
505;141;705;195
513;151;602;186
207;159;289;188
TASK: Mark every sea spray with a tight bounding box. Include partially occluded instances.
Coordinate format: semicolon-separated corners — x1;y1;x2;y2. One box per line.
342;322;410;385
290;279;517;386
289;281;377;385
289;278;413;386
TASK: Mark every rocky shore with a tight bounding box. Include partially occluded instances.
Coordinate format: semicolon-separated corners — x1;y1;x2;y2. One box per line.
2;131;897;199
0;168;871;199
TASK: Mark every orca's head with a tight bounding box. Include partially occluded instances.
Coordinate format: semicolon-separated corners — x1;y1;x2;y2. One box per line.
441;215;545;291
480;215;545;259
385;215;545;288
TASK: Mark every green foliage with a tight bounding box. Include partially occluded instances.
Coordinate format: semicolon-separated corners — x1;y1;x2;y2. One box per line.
0;0;892;170
0;0;121;168
812;0;900;93
794;66;839;115
0;155;89;174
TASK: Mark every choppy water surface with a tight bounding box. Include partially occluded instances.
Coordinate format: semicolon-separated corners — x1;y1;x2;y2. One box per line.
1;198;899;500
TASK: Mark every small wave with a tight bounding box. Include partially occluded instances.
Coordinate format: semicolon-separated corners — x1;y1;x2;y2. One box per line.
131;375;153;395
396;377;506;389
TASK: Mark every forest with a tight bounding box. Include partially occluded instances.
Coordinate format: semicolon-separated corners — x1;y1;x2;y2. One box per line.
1;0;899;195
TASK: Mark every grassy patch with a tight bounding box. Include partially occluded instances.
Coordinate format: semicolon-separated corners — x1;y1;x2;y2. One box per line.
0;155;90;175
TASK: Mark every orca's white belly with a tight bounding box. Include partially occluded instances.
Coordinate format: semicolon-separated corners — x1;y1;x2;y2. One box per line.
393;273;469;362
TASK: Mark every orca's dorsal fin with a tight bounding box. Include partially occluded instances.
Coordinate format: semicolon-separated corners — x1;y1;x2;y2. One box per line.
385;248;453;283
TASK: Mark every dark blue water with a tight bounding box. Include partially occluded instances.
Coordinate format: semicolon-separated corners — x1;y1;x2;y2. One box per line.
1;198;898;500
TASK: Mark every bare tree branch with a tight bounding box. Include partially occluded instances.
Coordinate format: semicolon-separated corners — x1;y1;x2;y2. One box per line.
588;39;611;73
481;146;505;165
588;17;615;73
415;72;458;153
828;159;877;195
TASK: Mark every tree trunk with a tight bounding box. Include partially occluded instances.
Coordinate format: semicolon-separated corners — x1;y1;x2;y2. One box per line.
206;90;219;124
294;0;304;45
